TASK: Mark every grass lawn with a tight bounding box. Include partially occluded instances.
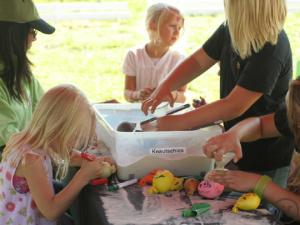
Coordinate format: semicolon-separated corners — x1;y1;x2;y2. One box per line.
32;0;300;103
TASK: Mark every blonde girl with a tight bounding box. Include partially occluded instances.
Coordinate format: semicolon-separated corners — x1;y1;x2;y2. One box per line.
204;77;300;221
0;84;112;225
123;3;187;103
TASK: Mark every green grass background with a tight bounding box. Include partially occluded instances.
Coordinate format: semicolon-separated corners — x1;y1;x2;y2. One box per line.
32;0;300;103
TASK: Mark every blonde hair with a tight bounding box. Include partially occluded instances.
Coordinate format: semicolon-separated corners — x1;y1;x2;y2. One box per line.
145;3;184;43
224;0;286;59
3;84;96;179
286;77;300;191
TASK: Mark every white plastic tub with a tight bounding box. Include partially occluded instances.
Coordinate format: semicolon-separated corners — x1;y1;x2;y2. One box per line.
94;103;222;180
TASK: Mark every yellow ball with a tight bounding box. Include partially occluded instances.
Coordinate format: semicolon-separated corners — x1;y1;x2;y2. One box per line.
232;193;261;213
152;170;174;193
99;161;115;178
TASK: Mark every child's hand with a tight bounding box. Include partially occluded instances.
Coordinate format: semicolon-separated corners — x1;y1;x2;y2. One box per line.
140;88;154;100
98;156;115;167
207;170;260;193
79;158;106;182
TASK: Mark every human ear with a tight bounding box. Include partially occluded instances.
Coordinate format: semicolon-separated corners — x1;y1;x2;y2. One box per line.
149;20;158;31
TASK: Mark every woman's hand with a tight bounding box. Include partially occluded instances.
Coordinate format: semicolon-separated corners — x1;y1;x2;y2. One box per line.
203;132;243;163
208;170;260;193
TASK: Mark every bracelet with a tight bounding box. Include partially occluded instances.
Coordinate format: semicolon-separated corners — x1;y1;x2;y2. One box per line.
253;175;271;199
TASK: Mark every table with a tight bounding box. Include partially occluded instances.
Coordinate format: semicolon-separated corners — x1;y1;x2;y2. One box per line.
77;183;281;225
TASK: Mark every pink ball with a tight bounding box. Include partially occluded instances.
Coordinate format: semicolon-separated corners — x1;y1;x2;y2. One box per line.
198;180;224;199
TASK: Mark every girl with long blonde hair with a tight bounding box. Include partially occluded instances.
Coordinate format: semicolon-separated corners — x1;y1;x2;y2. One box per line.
0;84;113;225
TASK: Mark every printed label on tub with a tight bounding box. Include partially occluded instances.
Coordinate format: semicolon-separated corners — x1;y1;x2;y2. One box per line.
150;147;186;155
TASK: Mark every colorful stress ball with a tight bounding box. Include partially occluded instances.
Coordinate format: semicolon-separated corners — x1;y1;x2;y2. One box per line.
81;152;116;178
184;178;199;196
148;169;185;193
197;180;224;199
149;169;174;194
99;161;116;178
170;177;184;191
232;193;261;213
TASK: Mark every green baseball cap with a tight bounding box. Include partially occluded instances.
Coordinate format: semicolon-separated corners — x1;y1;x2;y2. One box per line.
0;0;55;34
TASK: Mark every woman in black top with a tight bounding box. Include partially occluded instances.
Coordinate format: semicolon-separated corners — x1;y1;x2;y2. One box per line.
141;0;293;189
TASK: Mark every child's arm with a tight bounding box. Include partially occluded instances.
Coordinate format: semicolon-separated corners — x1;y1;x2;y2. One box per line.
21;152;104;221
69;149;82;167
124;75;139;102
124;75;155;102
70;149;115;169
